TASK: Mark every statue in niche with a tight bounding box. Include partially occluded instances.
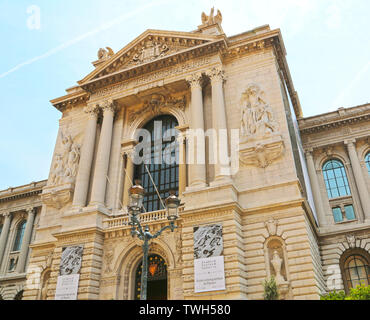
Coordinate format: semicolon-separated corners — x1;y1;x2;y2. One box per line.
240;84;278;139
49;130;80;186
271;250;285;284
41;276;50;300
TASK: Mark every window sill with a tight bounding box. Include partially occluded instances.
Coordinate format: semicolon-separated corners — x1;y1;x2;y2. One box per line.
335;219;357;225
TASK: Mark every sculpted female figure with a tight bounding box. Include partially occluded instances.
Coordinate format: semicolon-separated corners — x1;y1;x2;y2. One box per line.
241;84;278;138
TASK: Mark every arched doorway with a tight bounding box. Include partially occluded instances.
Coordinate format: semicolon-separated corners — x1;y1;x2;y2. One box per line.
134;254;167;300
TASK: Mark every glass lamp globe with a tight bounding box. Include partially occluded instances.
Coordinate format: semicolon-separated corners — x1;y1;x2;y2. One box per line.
128;180;145;214
165;190;180;221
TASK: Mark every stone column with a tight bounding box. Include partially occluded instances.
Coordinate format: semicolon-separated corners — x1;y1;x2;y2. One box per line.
114;151;125;210
176;125;188;197
345;140;370;220
0;212;12;266
16;208;36;273
72;103;99;207
185;73;207;188
206;67;231;183
305;150;327;227
90;99;116;206
121;140;137;208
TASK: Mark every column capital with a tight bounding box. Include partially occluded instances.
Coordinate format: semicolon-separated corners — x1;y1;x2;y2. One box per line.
344;139;356;148
84;103;100;116
0;211;11;218
99;99;117;114
206;66;226;83
26;207;36;215
305;148;314;157
185;72;203;89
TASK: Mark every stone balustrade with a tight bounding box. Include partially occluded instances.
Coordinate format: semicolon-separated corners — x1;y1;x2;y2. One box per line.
104;207;184;229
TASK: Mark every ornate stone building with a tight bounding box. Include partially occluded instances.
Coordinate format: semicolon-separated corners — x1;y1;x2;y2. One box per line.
0;10;369;300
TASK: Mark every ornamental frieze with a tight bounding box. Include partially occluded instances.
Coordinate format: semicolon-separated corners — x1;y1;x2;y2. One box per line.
89;56;212;99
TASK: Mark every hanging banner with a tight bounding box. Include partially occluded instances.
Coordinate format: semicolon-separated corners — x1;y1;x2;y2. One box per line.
193;224;225;293
55;245;83;300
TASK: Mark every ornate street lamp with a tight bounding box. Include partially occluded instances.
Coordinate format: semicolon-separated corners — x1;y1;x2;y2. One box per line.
128;180;180;300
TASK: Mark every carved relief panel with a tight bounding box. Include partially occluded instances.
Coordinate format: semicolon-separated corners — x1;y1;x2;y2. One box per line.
239;83;284;168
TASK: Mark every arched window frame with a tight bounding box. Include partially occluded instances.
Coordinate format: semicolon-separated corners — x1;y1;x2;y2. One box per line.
133;115;179;213
339;248;370;294
365;152;370;176
321;158;356;224
12;220;26;252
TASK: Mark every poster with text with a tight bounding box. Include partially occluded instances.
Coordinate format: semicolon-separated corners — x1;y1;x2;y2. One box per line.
55;245;83;300
194;255;226;293
193;224;225;293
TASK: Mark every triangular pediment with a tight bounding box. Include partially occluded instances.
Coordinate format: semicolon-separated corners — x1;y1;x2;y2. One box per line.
78;29;222;85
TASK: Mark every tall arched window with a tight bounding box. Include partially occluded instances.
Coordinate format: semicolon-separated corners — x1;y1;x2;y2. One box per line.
365;152;370;175
12;220;26;252
340;250;370;293
322;159;355;223
322;159;351;199
134;115;179;212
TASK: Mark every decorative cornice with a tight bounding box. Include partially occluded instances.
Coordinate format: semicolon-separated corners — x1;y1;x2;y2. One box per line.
299;103;370;134
0;180;47;203
50;91;90;112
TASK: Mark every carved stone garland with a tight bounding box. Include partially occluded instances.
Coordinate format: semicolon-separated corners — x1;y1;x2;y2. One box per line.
239;83;284;168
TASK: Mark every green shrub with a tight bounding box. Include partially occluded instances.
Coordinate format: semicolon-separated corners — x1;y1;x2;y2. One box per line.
321;284;370;300
345;284;370;300
263;276;279;300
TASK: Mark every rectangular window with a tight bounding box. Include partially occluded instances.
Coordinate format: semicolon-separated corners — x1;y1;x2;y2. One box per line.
344;205;356;220
332;207;343;223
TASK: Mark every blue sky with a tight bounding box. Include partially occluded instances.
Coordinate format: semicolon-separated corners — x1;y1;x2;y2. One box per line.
0;0;369;190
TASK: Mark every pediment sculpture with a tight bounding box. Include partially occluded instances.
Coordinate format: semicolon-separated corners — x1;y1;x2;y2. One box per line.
133;40;169;64
239;83;284;168
201;7;222;26
97;47;114;60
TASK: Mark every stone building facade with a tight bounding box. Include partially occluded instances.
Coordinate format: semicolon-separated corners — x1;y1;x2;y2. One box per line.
0;10;368;300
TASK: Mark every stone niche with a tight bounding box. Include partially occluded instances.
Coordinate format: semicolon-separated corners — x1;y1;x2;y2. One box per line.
264;237;291;299
239;83;284;168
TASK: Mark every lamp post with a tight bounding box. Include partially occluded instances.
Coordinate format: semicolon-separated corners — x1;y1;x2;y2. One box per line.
128;180;180;300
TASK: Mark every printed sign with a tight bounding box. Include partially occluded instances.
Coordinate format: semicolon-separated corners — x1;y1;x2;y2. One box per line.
194;255;226;293
55;274;80;300
193;224;225;293
55;245;83;300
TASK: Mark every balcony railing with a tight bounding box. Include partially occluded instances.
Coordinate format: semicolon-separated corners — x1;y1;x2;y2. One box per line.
104;206;184;230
